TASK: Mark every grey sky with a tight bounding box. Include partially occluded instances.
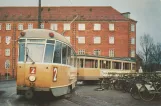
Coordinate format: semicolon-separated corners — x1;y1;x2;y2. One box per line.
0;0;161;52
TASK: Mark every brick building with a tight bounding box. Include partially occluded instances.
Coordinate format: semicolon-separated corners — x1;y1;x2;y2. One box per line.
0;6;137;77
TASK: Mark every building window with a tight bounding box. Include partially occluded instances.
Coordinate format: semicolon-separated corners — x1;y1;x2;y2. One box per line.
131;37;135;45
6;36;11;45
109;36;114;44
78;24;85;30
78;36;85;44
6;23;11;30
131;24;135;32
94;50;101;56
94;24;101;30
78;50;85;55
109;49;114;57
109;23;114;31
64;23;70;30
50;24;57;30
65;36;70;43
18;23;23;30
5;49;10;56
40;23;44;29
131;50;135;57
94;36;101;44
28;23;33;29
0;24;2;30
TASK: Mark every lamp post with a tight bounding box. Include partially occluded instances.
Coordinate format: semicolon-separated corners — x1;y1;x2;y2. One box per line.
38;0;41;29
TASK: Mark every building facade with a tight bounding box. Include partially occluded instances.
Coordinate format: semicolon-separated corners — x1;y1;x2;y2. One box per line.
0;6;137;77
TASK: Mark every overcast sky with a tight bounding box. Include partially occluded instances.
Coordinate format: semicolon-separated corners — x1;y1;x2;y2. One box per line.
0;0;161;52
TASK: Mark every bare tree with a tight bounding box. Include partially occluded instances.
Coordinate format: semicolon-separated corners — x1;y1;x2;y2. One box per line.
138;34;154;72
149;43;161;71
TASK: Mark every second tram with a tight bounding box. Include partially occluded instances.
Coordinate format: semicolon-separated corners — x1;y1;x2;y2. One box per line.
77;55;136;81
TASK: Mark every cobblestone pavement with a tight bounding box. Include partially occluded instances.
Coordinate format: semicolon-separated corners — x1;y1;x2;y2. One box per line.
0;81;161;106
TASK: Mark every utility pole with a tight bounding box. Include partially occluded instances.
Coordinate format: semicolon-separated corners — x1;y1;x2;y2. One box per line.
38;0;41;29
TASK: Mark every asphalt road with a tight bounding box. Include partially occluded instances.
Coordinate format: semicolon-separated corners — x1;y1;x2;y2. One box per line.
0;81;161;106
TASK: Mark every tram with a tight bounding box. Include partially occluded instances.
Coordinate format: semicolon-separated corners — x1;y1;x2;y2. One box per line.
77;55;136;81
17;29;77;99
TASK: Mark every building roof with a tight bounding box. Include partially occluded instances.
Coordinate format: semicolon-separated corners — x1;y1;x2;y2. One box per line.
0;6;136;22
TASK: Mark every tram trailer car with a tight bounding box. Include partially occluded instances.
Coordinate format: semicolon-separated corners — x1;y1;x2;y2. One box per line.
77;55;136;81
17;29;77;99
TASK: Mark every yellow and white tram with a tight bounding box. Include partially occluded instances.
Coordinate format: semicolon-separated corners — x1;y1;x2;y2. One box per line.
17;29;77;99
77;55;136;81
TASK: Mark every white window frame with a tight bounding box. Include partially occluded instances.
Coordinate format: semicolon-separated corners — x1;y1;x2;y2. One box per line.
78;50;85;55
109;23;114;31
5;49;10;56
93;50;101;56
40;23;44;29
65;36;70;43
94;24;101;30
109;36;114;44
131;50;135;57
64;23;70;30
6;23;11;30
131;37;135;45
131;24;135;32
28;23;33;29
50;23;57;30
94;36;101;44
109;49;115;57
78;36;85;44
78;24;85;30
18;23;23;30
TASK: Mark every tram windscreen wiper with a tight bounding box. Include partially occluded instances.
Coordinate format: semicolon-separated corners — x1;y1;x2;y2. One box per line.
25;47;35;64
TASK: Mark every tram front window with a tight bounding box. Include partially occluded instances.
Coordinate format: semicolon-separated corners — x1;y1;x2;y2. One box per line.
26;44;45;62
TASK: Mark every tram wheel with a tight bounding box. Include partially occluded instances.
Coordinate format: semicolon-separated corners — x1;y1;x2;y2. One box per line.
25;90;34;100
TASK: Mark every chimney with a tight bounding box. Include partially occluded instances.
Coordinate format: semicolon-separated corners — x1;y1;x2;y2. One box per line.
122;12;130;18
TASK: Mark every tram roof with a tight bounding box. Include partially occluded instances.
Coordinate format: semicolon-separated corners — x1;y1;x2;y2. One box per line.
77;55;136;62
19;29;71;46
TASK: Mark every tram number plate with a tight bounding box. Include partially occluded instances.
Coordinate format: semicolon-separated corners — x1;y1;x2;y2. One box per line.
30;82;35;87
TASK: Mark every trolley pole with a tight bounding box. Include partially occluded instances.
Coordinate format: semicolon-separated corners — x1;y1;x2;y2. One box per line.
38;0;41;29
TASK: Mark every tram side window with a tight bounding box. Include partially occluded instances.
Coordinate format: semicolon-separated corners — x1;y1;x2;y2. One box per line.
113;62;121;69
67;47;71;65
95;60;98;68
123;63;131;70
100;60;110;69
62;44;67;64
80;59;84;68
132;64;136;70
85;59;95;68
44;44;54;63
19;43;25;61
53;41;62;63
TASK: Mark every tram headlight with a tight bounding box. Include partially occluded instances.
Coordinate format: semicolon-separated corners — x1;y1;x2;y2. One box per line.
28;76;36;82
